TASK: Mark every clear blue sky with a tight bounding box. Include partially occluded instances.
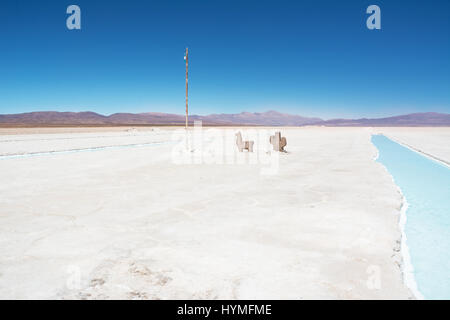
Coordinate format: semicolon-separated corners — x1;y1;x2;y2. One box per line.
1;0;449;119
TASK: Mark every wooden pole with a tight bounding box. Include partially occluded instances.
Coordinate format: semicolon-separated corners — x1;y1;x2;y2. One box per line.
185;48;188;130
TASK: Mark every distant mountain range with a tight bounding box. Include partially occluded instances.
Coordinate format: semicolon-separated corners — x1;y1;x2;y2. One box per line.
322;112;450;127
0;111;449;127
189;111;323;126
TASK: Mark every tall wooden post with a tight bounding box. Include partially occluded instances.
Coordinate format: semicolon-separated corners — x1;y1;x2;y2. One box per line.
185;48;189;130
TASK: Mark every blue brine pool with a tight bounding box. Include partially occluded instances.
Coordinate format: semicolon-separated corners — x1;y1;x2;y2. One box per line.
371;134;450;299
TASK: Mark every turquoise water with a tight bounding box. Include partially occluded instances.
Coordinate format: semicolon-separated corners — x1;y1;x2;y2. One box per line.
372;135;450;299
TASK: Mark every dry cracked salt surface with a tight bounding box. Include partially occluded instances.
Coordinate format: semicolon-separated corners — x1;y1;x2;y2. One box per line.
1;126;446;299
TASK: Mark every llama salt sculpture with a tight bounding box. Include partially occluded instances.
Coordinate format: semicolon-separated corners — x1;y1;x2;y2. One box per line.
235;132;254;152
269;131;287;152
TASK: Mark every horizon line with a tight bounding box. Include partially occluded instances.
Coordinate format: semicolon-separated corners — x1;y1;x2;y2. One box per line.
1;109;449;121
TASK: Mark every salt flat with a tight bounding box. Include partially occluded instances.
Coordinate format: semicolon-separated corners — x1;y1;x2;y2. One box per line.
0;127;417;299
378;127;450;165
